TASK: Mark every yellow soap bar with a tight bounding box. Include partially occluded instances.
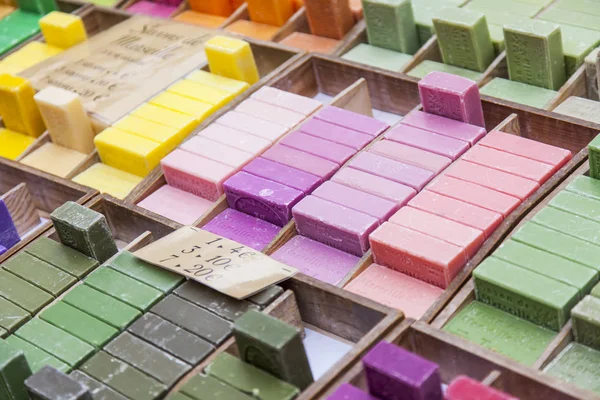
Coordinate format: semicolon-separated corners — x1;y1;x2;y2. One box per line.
0;74;45;137
186;70;250;94
113;114;187;155
167;80;236;108
148;92;217;123
39;12;87;49
132;103;199;137
0;128;35;160
20;142;87;178
0;62;22;75
2;42;63;72
72;163;142;199
204;36;260;85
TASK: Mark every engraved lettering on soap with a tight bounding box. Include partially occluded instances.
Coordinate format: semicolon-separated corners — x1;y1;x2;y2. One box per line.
233;197;286;226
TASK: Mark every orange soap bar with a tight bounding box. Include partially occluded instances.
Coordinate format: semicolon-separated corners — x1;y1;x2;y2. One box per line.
279;32;340;53
370;222;466;289
247;0;294;26
173;11;227;28
187;0;232;16
348;0;362;19
225;20;280;40
304;0;354;39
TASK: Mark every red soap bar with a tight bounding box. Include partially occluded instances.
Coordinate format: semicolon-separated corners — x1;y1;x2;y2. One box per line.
369;140;452;175
279;131;355;164
446;376;519;400
385;124;469;160
262;144;339;179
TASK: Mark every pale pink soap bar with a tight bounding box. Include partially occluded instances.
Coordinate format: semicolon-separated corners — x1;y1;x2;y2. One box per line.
262;145;339;179
280;131;355;164
180;136;254;169
236;99;305;128
369;140;451;175
292;195;379;256
348;152;434;191
251;86;322;116
418;71;485;127
198;124;271;155
161;149;235;201
243;158;321;195
299;118;372;150
315;106;389;137
137;185;213;225
128;0;176;17
332;168;416;204
216;111;288;143
401;110;486;146
385;124;469;160
312;181;398;223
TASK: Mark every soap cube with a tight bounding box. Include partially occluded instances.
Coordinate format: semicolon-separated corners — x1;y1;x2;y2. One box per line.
446;376;518;400
315;106;389;137
589;134;600;179
236;99;306;128
187;0;232;15
181;136;254;169
216;111;288;142
242;157;321;194
198;124;271;155
369;140;451;175
20;143;87;178
262;145;339;179
363;0;419;54
39;12;87;49
0;199;19;251
72;163;142;200
304;0;354;39
401;110;486;146
108;251;183;293
251;86;322;116
280;131;355;164
572;295;600;350
246;0;294;26
0;339;31;400
332;167;416;204
180;374;255;400
205;36;259;84
0;270;53;314
300;118;372;150
327;384;379;400
385;124;469;160
25;366;90;400
0;129;35;160
0;74;45;137
3;252;76;296
147;92;216;122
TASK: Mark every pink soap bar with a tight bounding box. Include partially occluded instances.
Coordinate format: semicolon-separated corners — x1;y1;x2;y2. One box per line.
271;235;358;285
389;206;484;259
446;376;519;400
332;168;416;205
370;222;466;288
445;159;540;200
137;185;213;225
236;99;306;128
315;106;389;137
199;124;271;155
418;71;485;127
181;136;254;169
280;131;355;165
161;149;235;201
216;111;288;143
292;195;379;256
127;0;177;17
385;124;469;160
299;118;372;150
251;87;322;116
243;157;321;194
344;263;443;318
428;175;520;218
348;152;434;191
369;140;451;175
409;191;502;238
224;171;304;226
262;145;339;179
401;110;486;146
462;145;555;183
312;181;399;223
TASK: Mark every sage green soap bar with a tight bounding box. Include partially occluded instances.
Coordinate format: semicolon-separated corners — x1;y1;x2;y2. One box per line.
554;96;600;125
0;297;29;333
566;175;600;201
84;267;162;311
480;77;557;108
412;6;437;45
363;0;419;54
0;339;31;400
585;47;599;101
0;270;53;314
544;343;600;394
40;301;118;348
560;25;600;77
488;24;505;53
206;353;299;400
248;285;283;308
408;60;483;80
180;374;254;400
532;207;600;246
549;191;600;224
342;43;413;72
433;7;495;72
5;336;69;374
466;0;542;17
25;237;99;279
168;394;194;400
588;134;600;180
572;295;600;350
3;253;76;296
540;7;600;32
108;251;183;293
592;282;600;299
443;301;555;366
554;0;600;16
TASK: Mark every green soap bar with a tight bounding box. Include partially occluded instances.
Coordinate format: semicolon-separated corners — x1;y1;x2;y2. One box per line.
592;282;600;299
17;0;57;15
465;0;542;17
50;202;117;264
3;253;76;296
108;251;183;293
363;0;419;54
206;353;299;400
84;267;162;311
566;175;600;201
584;50;599;100
167;394;194;400
544;343;600;394
40;301;118;348
0;297;29;333
554;0;600;16
572;295;600;350
248;285;283;308
408;59;483;80
531;207;600;246
589;134;600;179
62;284;140;330
515;0;552;5
342;43;413;72
4;336;69;374
412;6;436;45
25;237;99;279
433;7;495;72
0;328;5;338
70;371;128;400
443;301;555;365
554;96;600;124
81;351;166;400
488;24;505;53
560;25;600;77
540;7;600;32
493;240;598;297
180;374;254;400
474;257;579;330
412;0;467;6
0;339;31;400
549;191;600;222
0;270;53;314
0;11;40;55
480;77;557;108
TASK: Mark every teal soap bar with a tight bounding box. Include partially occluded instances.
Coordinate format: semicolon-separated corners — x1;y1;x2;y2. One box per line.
5;336;69;374
560;25;600;77
108;251;183;293
363;0;419;54
480;77;557;108
0;339;31;400
566;175;600;201
25;237;99;279
180;374;254;400
342;43;413;72
544;343;600;394
408;60;483;80
589;134;600;180
3;253;76;296
531;207;600;246
572;295;600;350
0;297;29;333
0;270;53;314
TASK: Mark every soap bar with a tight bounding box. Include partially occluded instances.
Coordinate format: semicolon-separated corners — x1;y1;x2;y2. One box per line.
5;336;68;374
248;286;284;308
544;343;600;395
39;12;87;49
205;36;260;84
20;143;87;178
128;2;177;18
304;0;354;39
0;199;19;250
69;371;127;400
554;96;600;125
216;111;288;142
480;77;557;108
281;32;342;54
0;339;31;400
137;185;213;225
315;106;389;137
466;0;542;17
540;7;600;33
243;158;321;195
0;297;29;333
225;20;281;41
180;374;255;400
187;0;231;16
3;252;76;296
408;60;483;81
332;167;416;204
199;123;271;154
560;25;600;77
246;0;294;26
549;191;600;225
586;48;600;101
186;70;249;95
369;139;451;175
181;136;254;169
446;376;518;400
363;0;418;54
147;92;216;123
167;80;235;109
418;71;486;127
571;295;600;350
25;366;90;400
589;134;600;179
108;251;183;293
280;131;355;164
385;124;469;160
203;208;278;251
0;269;53;314
262;145;338;179
342;43;413;72
72;163;142;200
236;99;306;128
363;341;442;400
252;87;322;116
0;74;45;137
566;176;600;202
532;206;600;246
132;104;198;138
401;110;486;145
300;118;371;150
327;384;379;400
0;129;35;160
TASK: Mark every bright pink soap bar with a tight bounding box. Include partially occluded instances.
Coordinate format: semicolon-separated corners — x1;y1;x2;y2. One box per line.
299;118;372;150
137;185;213;225
262;145;339;179
332;168;416;205
127;0;177;17
401;110;486;146
181;136;254;168
280;131;355;164
236;99;305;128
369;140;451;175
385;124;469;160
251;87;322;116
199;124;271;155
446;376;519;400
315;106;389;137
216;111;288;143
418;71;485;127
243;157;321;194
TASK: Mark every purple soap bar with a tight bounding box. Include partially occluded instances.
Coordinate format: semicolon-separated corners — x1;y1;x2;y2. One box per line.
385;125;469;160
418;71;485;128
299;119;372;150
202;208;280;251
280;131;355;165
127;0;177;17
348;152;434;191
292;195;379;256
224;171;304;226
0;245;6;256
332;168;416;205
363;341;443;400
243;158;321;194
0;199;20;250
262;145;339;179
315;106;389;137
401;111;486;146
327;384;379;400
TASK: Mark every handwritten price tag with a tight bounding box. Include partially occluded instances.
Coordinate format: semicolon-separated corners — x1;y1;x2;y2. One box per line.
133;226;297;299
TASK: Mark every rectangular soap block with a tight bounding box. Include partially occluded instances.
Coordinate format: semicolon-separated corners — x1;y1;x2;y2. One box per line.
328;384;379;400
560;25;600;77
69;371;128;400
251;87;322;116
137;185;213;226
236;99;306;128
262;145;339;179
299;118;372;150
565;176;600;202
446;376;518;400
72;163;142;200
532;206;600;246
25;366;89;400
132;104;198;138
216;111;288;142
571;295;600;350
480;77;557;109
549;191;600;225
369;140;451;175
0;269;53;314
342;43;413;72
181;136;255;169
5;336;68;374
401;110;486;145
362;0;419;54
0;200;19;251
304;0;354;39
0;339;31;400
147;92;216;123
3;252;76;296
555;96;600;125
408;60;484;81
315;106;389;137
586;48;599;101
280;131;354;165
0;129;35;160
186;70;249;95
108;251;183;293
385;124;469;160
187;0;231;15
180;374;255;400
20;143;87;178
589;134;600;179
544;343;600;394
167;79;235;109
246;0;293;25
199;123;271;155
205;36;260;84
243;158;321;195
0;74;45;137
0;297;29;333
540;7;600;32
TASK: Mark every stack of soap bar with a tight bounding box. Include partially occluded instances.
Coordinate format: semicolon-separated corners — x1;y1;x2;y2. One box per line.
0;74;45;137
25;366;90;400
544;342;600;395
0;339;32;400
0;199;20;252
0;129;35;160
174;374;256;400
554;96;600;126
72;163;143;200
246;0;294;27
480;77;557;109
446;376;518;400
540;3;600;32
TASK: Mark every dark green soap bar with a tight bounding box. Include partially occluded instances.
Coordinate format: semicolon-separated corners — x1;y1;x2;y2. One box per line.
566;175;600;201
69;371;128;400
571;295;600;351
549;191;600;224
180;374;254;400
248;286;283;308
25;237;99;279
81;351;166;400
108;251;183;293
532;207;600;246
0;270;53;314
544;343;600;394
0;296;29;333
5;336;69;374
0;339;31;400
3;253;76;296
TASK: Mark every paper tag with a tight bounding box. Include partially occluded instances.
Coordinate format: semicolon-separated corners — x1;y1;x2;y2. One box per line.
134;226;297;299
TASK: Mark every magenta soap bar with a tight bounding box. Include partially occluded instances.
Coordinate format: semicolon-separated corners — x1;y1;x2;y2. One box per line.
280;131;355;164
327;384;379;400
181;136;254;168
333;168;416;205
128;0;176;17
401;110;486;146
202;208;280;251
385;124;469;160
446;376;518;400
315;106;389;137
224;171;303;226
236;99;305;128
216;111;288;143
418;71;485;127
262;145;339;179
243;157;321;194
137;185;213;225
199;124;271;155
300;118;372;150
292;195;379;256
251;87;322;116
369;140;451;175
363;341;443;400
